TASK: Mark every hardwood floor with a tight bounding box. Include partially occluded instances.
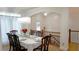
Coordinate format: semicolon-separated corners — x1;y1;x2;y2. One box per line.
68;42;79;51
2;44;61;51
48;44;61;51
3;42;79;51
2;44;10;51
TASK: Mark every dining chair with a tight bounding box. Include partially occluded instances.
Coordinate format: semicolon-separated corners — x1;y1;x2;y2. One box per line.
33;34;51;51
7;33;14;51
10;30;18;35
11;34;27;51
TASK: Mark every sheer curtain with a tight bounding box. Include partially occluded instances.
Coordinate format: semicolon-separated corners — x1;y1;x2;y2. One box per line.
0;15;20;45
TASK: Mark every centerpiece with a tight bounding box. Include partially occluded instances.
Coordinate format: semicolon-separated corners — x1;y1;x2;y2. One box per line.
21;28;27;35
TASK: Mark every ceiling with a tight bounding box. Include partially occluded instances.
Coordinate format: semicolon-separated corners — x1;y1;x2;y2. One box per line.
0;7;37;16
0;7;65;17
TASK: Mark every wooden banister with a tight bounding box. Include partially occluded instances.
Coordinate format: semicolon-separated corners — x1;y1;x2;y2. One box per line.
69;29;71;43
71;30;79;32
69;29;79;43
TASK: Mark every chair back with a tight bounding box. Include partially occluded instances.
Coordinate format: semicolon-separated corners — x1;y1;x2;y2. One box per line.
41;35;51;51
10;30;18;35
12;34;21;50
7;33;14;47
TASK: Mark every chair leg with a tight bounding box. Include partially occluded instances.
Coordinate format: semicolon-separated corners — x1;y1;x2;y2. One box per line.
9;45;11;51
13;47;16;51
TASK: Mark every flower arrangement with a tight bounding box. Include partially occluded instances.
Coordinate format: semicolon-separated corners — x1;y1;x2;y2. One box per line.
21;28;27;33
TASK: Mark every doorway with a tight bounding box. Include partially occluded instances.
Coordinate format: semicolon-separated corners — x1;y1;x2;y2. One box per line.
68;29;79;51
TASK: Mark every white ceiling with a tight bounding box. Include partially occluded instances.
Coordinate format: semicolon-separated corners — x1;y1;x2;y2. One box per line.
0;7;37;16
0;7;65;17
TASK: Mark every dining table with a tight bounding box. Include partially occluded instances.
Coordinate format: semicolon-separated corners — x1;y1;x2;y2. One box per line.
19;35;42;51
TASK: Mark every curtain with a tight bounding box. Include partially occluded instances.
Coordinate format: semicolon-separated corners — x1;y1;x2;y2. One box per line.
0;15;21;45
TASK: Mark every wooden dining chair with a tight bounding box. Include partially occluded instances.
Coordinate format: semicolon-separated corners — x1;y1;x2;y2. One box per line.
11;34;27;51
7;33;14;51
33;34;51;51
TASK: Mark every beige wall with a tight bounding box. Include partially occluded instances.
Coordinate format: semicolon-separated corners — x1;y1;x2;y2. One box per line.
69;8;79;30
69;8;79;43
44;13;60;32
31;12;60;32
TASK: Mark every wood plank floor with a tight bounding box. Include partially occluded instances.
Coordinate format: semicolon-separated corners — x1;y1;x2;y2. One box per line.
68;42;79;51
3;42;79;51
49;44;61;51
2;44;61;51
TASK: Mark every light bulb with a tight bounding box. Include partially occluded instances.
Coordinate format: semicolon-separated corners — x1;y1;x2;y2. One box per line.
44;13;47;16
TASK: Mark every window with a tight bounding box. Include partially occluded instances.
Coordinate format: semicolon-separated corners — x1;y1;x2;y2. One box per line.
36;21;41;31
0;13;21;44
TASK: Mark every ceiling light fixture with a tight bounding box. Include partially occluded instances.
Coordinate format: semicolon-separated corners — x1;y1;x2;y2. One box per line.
44;13;47;16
